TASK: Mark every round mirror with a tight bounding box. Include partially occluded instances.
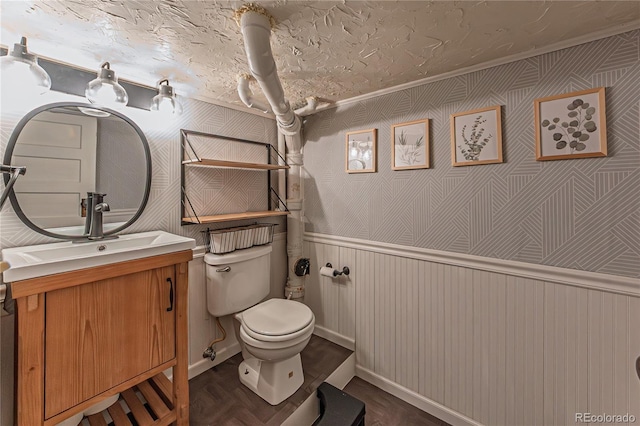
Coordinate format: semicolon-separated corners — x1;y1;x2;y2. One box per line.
3;102;151;240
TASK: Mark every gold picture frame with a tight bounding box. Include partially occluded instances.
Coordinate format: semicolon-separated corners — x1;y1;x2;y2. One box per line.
450;105;503;167
346;128;377;173
534;87;607;161
391;119;430;170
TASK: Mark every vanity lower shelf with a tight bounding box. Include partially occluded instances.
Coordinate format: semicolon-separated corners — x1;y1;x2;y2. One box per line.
78;374;174;426
182;210;289;224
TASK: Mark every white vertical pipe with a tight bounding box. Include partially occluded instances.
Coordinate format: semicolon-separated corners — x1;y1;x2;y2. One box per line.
277;130;286;211
239;12;299;134
238;9;306;299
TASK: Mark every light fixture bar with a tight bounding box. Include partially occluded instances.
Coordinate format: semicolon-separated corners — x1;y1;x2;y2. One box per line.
0;47;156;110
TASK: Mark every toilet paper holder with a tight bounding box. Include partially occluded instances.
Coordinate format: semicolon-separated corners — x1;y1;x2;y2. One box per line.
325;263;350;277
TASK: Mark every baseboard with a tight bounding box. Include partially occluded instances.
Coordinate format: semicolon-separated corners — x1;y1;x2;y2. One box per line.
355;365;483;426
187;342;241;380
283;353;356;426
313;325;355;351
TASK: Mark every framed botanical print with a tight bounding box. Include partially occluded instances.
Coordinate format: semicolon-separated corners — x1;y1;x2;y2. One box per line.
534;87;607;161
451;105;503;167
391;119;429;170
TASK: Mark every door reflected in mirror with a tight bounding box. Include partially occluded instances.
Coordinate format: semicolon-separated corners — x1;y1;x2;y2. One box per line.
4;102;151;239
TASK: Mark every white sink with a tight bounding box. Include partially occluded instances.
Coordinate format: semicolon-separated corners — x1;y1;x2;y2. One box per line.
1;231;196;282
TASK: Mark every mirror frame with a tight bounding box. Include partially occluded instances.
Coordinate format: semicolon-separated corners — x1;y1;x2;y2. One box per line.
2;102;152;240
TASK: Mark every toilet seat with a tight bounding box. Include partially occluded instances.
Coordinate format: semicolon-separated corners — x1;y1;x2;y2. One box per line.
238;299;315;343
239;321;314;351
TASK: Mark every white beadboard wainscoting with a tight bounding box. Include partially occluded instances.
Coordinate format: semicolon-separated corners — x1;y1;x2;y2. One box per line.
305;240;357;351
187;232;288;379
303;232;640;426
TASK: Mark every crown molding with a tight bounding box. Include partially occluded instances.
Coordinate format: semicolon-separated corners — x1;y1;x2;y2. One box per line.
302;20;640;116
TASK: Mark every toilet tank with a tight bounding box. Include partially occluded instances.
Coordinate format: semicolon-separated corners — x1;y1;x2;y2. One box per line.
204;244;272;317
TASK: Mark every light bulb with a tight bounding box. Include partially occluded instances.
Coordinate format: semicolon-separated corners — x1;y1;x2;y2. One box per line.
85;62;128;109
0;37;51;99
150;79;182;116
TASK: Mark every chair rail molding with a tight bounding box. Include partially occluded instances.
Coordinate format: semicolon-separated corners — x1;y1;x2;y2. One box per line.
304;232;640;298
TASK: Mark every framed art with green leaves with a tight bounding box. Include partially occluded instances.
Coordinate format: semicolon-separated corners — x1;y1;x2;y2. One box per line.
451;105;503;167
391;119;430;170
534;87;607;161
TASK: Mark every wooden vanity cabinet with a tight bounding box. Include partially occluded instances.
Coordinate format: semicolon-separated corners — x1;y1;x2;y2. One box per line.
13;250;192;426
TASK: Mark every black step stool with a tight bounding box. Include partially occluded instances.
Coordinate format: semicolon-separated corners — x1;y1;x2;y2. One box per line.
313;382;366;426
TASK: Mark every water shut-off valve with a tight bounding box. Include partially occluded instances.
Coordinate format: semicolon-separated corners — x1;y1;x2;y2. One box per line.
294;258;310;276
203;346;216;361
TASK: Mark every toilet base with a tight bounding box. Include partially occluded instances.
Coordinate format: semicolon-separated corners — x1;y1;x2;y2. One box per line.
238;354;304;405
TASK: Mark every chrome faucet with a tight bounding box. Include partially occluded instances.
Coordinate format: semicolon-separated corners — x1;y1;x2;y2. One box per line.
83;192;96;235
88;192;110;240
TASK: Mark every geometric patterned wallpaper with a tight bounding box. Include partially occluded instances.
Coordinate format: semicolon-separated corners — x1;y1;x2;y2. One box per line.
303;30;640;278
0;90;279;254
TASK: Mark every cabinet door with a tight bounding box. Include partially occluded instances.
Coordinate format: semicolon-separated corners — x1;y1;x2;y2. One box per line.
44;266;176;418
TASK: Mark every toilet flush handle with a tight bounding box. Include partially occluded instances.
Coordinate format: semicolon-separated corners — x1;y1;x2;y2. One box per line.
216;266;231;272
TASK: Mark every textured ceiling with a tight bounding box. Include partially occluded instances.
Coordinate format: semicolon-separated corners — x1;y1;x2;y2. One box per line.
1;1;639;110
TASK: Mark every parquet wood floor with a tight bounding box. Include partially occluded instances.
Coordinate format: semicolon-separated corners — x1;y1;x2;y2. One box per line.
189;335;449;426
343;377;451;426
189;335;352;426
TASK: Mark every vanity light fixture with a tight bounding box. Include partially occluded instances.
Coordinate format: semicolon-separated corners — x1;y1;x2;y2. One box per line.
0;36;51;97
85;61;129;109
150;79;183;116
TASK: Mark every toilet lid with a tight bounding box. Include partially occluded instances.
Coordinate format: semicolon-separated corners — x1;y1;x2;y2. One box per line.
242;299;314;336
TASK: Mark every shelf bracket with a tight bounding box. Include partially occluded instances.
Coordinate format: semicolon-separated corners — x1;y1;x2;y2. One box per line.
181;130;202;163
267;145;288;167
181;187;201;225
269;187;289;212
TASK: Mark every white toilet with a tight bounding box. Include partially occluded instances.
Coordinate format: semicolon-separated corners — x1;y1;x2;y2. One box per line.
205;244;315;405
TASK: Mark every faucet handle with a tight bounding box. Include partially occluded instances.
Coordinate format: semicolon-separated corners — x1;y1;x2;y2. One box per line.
95;202;110;212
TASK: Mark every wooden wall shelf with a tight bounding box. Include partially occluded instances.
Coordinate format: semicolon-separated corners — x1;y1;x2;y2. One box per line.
182;210;289;224
182;158;289;170
181;130;289;226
